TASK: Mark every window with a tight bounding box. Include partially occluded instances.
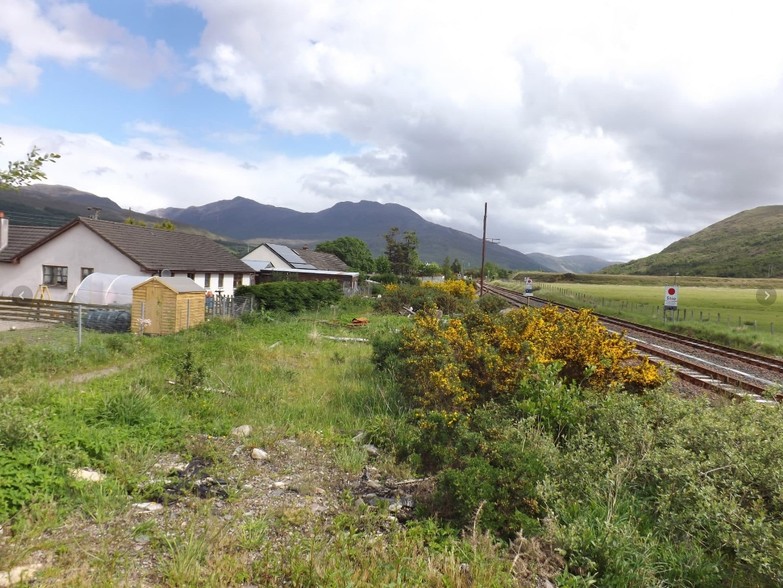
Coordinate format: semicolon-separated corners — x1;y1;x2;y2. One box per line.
234;273;243;288
187;273;195;280
43;265;68;288
81;267;94;281
217;273;224;288
204;273;211;288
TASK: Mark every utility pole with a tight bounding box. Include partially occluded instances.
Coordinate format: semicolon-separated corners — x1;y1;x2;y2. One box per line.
479;202;487;296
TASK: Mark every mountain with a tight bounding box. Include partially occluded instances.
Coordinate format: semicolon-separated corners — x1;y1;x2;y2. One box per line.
526;252;614;273
603;205;783;278
151;197;544;270
0;185;227;241
2;185;614;272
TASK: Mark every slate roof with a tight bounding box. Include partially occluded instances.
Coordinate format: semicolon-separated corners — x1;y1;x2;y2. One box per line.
295;249;351;272
0;225;57;263
5;217;254;273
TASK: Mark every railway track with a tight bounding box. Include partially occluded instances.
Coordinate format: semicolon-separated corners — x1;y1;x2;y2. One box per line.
482;284;783;403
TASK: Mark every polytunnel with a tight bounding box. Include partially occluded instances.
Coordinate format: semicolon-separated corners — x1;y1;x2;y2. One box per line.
69;273;149;306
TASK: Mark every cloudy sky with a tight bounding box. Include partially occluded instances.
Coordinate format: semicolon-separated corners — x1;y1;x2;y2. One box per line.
2;0;782;262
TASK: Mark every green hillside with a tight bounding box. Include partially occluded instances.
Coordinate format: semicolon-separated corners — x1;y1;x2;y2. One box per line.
604;205;783;278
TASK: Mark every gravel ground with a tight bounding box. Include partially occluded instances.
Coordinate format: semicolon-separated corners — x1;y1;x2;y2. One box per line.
0;319;54;332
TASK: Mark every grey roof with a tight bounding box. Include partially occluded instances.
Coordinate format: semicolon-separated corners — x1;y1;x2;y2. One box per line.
0;225;57;262
266;243;317;270
295;248;351;272
10;217;254;273
133;276;205;293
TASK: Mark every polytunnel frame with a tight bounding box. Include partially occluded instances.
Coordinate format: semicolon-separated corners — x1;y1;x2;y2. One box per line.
69;272;149;306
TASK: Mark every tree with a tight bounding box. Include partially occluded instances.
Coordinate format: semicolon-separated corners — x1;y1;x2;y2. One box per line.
418;262;442;277
316;236;375;273
451;258;463;276
0;137;60;188
442;256;453;279
153;219;176;231
483;261;511;280
384;227;419;277
374;255;392;274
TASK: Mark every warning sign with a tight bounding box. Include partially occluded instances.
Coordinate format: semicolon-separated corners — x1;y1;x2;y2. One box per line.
664;285;679;309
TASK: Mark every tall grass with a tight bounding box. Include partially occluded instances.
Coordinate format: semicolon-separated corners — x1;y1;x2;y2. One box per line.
0;302;526;586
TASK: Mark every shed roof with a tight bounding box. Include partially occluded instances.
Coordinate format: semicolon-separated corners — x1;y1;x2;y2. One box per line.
132;276;205;293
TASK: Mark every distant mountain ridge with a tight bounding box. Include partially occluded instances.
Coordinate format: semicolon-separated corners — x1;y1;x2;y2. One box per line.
0;184;615;272
526;252;617;274
0;185;226;240
603;205;783;278
150;197;544;270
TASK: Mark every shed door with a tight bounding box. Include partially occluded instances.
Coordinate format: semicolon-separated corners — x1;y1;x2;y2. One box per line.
147;284;165;334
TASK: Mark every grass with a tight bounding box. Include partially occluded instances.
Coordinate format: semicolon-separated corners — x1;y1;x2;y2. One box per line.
501;276;783;355
6;287;783;585
0;301;523;586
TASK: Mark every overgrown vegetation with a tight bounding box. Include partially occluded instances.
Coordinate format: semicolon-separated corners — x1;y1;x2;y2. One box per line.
4;278;783;585
237;279;342;312
370;301;783;586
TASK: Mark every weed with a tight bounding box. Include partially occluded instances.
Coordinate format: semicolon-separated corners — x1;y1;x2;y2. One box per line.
173;350;206;394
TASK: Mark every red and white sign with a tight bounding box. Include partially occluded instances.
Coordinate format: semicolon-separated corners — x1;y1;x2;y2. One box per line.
664;285;679;308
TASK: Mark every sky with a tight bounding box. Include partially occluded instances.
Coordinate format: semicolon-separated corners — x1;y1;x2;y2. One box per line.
2;0;783;262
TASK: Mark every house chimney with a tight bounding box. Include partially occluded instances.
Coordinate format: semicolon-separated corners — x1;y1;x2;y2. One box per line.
0;212;7;252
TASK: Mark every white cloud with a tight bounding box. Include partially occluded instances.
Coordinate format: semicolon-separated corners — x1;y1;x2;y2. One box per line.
6;0;783;262
0;0;178;96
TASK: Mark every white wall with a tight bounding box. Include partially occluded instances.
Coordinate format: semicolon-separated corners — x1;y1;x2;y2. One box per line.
0;224;142;301
0;224;257;301
190;272;253;297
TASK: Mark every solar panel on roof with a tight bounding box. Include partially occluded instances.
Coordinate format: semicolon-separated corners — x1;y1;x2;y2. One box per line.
268;244;317;269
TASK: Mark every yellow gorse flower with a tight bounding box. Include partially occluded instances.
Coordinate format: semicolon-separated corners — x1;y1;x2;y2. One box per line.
395;305;664;422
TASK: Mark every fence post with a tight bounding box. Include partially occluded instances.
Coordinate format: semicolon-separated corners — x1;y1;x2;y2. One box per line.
77;305;83;346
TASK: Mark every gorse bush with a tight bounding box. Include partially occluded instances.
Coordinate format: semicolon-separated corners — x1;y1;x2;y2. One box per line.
388;306;662;420
236;280;342;313
374;279;475;315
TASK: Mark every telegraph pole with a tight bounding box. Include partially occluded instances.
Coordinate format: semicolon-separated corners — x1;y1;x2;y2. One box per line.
479;202;487;296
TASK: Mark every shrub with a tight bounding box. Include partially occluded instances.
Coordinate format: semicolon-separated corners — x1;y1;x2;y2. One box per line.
237;280;342;313
374;280;476;316
381;306;663;421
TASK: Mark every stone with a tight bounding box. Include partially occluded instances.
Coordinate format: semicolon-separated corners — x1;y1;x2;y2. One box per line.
133;502;163;512
250;448;269;461
70;468;105;482
231;425;252;437
0;563;43;587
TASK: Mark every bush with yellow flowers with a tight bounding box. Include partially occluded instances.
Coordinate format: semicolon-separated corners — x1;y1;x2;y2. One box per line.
420;279;476;301
390;305;662;419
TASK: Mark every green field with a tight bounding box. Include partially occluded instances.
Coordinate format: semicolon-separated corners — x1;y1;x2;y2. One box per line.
500;275;783;355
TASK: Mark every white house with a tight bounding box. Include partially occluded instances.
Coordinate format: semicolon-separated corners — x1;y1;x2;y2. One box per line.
242;243;359;291
0;217;256;302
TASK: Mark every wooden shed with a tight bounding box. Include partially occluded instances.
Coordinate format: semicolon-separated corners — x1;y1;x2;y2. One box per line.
131;276;205;335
